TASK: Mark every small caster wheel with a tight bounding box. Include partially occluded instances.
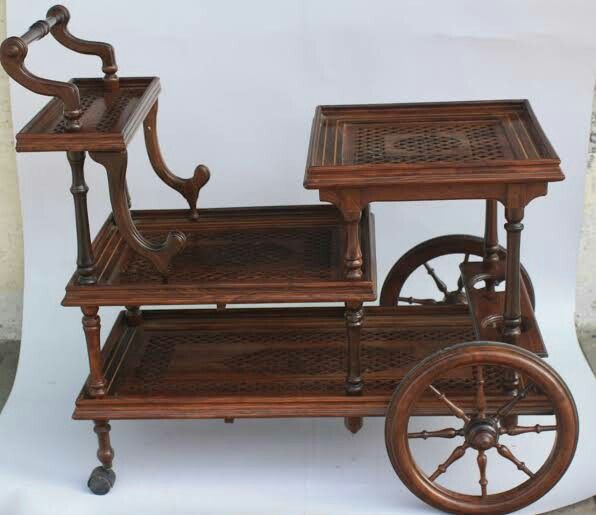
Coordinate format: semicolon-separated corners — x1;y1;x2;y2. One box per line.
87;466;116;495
344;416;363;434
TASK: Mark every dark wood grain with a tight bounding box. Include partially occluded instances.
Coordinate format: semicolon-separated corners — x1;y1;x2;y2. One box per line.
81;306;106;397
0;5;118;133
385;341;578;514
305;101;563;188
62;205;377;306
2;8;575;508
67;150;96;284
143;100;210;220
73;306;554;421
459;259;543;354
89;150;186;278
380;234;535;309
15;77;161;152
306;101;563;280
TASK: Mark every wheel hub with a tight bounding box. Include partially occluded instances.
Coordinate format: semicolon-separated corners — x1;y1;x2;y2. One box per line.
465;418;499;450
442;290;468;305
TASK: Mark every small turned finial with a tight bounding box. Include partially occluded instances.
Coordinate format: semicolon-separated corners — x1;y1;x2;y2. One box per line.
0;36;27;60
46;4;70;22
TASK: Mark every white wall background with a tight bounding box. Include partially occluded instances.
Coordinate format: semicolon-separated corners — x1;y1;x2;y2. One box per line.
1;1;595;514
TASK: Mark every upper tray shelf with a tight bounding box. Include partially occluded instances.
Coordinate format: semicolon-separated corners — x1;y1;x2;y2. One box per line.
15;77;160;152
304;100;564;189
0;5;160;152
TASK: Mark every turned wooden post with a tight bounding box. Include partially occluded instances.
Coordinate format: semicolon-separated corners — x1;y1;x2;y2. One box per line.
344;213;363;280
344;301;364;434
501;206;524;428
345;302;364;394
87;419;116;494
125;305;142;326
483;200;500;292
82;306;106;397
483;200;500;263
67;151;96;284
94;420;114;469
502;207;524;346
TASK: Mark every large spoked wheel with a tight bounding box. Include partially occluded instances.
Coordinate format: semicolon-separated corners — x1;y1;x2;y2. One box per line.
385;342;578;515
380;235;535;309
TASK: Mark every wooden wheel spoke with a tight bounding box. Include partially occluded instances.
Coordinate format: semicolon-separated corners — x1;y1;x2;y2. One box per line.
397;296;439;306
495;382;534;419
408;427;464;439
456;253;470;293
429;443;469;481
496;444;534;477
500;424;557;436
477;450;488;497
423;262;449;295
428;385;470;423
475;365;487;418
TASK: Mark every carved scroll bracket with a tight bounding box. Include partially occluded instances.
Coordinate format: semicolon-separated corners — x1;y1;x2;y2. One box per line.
89;150;186;276
143;101;210;220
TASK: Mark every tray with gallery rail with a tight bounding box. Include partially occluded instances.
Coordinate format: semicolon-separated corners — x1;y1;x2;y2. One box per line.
73;305;550;421
62;204;377;307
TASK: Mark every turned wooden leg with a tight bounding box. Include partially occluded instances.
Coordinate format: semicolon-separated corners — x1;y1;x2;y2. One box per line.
503;207;524;346
67;151;96;285
501;207;525;427
344;416;363;434
483;200;500;263
483;200;499;293
344;215;363;280
125;305;142;326
343;302;364;433
345;302;364;395
82;307;106;398
88;420;116;495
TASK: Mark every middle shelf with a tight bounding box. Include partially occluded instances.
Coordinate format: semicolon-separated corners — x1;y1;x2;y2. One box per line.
63;204;377;306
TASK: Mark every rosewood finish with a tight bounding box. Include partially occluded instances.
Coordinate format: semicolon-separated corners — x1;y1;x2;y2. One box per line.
73;306;549;421
2;5;577;513
305;101;564;281
62;205;377;306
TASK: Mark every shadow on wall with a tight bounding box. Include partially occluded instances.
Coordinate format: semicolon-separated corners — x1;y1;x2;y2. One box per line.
0;0;24;412
575;84;596;377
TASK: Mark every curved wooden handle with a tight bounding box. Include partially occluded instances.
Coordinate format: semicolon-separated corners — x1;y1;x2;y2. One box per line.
47;5;118;86
0;5;119;132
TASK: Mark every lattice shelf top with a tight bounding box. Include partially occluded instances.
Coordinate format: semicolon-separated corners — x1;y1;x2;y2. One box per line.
15;77;160;152
62;205;377;306
305;100;564;189
73;307;550;421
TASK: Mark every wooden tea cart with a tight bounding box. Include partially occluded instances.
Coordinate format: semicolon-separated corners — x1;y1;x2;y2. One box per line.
1;6;578;514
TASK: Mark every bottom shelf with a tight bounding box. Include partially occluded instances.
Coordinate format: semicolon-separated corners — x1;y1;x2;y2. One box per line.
74;306;552;420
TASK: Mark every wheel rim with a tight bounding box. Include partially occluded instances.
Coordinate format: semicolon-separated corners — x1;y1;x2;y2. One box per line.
380;235;535;309
385;342;578;514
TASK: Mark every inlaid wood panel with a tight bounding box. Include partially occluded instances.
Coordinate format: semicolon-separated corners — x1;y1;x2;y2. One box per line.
305;100;564;190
